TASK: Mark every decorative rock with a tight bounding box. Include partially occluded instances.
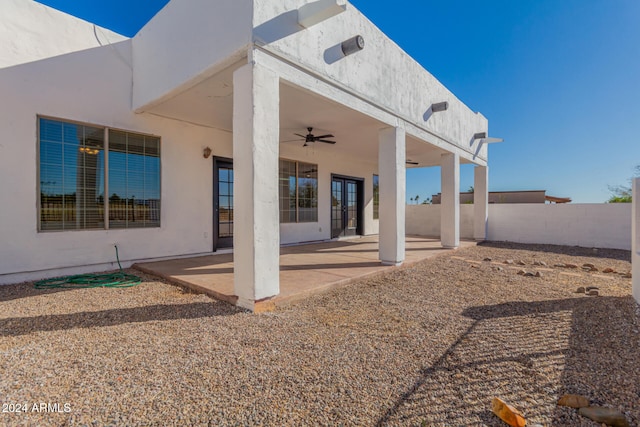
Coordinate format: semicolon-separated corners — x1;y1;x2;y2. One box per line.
586;286;599;291
576;287;586;293
583;263;596;269
565;263;578;269
483;257;492;262
603;268;615;273
524;272;535;277
493;266;505;272
621;272;632;279
491;397;526;427
557;394;590;408
516;260;526;266
505;260;514;265
554;263;566;268
534;271;542;278
587;290;599;296
517;270;526;276
533;261;547;266
578;406;630;427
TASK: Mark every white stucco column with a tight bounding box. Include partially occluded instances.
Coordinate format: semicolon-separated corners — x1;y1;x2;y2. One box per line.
232;62;280;310
633;178;639;304
441;152;460;248
473;166;488;241
378;126;406;266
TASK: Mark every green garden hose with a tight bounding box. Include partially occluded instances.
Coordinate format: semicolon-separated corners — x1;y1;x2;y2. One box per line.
34;245;141;289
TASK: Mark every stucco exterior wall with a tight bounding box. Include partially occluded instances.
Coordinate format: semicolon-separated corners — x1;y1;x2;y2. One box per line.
132;0;253;110
406;203;632;250
253;0;488;161
0;42;229;284
0;0;127;69
0;40;382;284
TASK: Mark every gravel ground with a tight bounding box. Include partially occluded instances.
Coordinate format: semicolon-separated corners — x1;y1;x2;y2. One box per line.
0;242;638;426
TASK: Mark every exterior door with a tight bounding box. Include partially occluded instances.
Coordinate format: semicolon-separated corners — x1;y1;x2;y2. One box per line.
213;158;233;250
331;176;362;238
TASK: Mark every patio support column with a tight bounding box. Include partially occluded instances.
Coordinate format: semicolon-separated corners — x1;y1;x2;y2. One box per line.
441;152;460;248
378;126;406;266
473;165;488;241
633;178;640;304
232;62;280;311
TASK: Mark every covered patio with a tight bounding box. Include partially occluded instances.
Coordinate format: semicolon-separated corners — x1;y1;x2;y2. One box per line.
134;236;476;311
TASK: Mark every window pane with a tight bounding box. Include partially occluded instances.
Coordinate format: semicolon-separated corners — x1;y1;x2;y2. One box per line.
39;118;105;231
279;159;296;223
297;162;318;223
108;129;161;229
373;174;379;220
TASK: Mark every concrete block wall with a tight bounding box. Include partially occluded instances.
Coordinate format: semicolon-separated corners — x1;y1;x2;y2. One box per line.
406;203;632;250
406;204;474;239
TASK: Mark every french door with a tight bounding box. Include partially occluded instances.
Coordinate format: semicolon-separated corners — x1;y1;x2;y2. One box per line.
331;176;363;238
213;157;233;250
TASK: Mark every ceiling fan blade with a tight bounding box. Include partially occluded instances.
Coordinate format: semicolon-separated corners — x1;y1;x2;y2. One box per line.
314;134;334;139
317;139;337;144
406;160;419;165
294;133;307;138
281;139;304;143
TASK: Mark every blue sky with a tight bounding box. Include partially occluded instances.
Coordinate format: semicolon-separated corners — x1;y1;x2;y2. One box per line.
39;0;639;203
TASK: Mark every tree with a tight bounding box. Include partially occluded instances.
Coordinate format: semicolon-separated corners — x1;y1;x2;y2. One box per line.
409;196;414;204
415;195;420;204
468;186;474;193
421;197;432;205
607;165;639;203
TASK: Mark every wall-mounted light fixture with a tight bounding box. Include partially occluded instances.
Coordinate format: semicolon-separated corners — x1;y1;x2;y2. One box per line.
203;147;212;159
341;35;365;56
431;101;449;113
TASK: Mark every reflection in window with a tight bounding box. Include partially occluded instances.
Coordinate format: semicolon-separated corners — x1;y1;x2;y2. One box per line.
279;159;318;223
297;162;318;222
39;119;105;230
279;159;297;223
38;117;160;231
373;174;379;220
108;130;161;229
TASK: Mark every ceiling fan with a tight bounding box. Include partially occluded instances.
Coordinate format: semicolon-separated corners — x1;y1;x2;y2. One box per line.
283;127;337;147
406;159;419;165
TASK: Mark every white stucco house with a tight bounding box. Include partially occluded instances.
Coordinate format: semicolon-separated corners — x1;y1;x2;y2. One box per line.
0;0;494;310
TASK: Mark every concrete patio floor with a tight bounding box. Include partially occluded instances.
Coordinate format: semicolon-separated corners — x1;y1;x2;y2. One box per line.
134;235;476;309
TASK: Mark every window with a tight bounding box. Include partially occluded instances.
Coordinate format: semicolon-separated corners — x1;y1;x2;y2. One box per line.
38;117;160;231
279;159;318;223
373;174;379;219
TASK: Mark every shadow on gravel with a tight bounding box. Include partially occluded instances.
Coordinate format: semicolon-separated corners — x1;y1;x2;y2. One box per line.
479;241;631;262
376;295;639;426
0;302;239;337
0;282;79;303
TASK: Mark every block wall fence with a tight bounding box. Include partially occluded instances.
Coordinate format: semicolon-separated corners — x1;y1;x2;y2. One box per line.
406;203;632;251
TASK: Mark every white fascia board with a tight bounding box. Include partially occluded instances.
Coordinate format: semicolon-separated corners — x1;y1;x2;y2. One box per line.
298;0;347;28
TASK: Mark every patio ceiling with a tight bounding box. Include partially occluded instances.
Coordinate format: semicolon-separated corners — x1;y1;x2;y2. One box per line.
145;63;463;168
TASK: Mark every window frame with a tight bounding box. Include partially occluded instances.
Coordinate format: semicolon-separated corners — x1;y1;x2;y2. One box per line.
37;115;162;232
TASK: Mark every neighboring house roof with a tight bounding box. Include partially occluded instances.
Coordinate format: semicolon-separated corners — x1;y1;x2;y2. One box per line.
545;195;572;204
431;190;571;204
